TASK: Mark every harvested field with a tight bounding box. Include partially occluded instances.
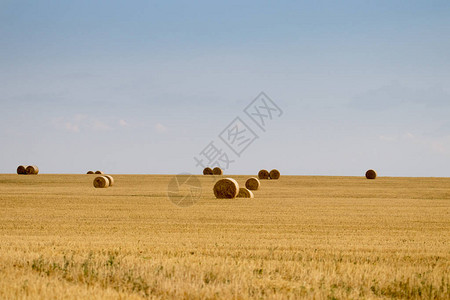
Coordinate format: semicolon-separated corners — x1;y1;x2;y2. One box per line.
0;174;448;299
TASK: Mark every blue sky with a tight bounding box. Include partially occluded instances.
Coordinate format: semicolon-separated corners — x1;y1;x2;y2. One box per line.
1;0;449;176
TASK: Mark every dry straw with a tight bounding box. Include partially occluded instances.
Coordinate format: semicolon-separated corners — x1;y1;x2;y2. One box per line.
245;177;260;190
93;176;110;188
269;169;280;180
25;165;39;175
237;188;254;198
365;169;377;180
17;165;27;175
104;175;114;187
203;167;213;175
95;171;104;174
213;178;239;199
258;169;270;180
212;167;223;175
87;171;94;174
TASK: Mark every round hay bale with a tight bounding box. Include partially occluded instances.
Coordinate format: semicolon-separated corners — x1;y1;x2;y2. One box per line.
95;170;104;174
203;167;213;175
104;175;114;187
93;176;110;188
269;169;280;180
17;165;27;175
258;169;270;180
365;169;377;180
26;165;39;175
245;177;260;190
87;171;94;174
212;167;223;175
237;187;254;198
213;178;239;199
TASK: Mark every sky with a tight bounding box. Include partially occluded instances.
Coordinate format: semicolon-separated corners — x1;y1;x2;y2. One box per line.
1;0;450;176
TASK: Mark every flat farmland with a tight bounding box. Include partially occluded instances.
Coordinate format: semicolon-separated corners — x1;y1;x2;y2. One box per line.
0;174;449;299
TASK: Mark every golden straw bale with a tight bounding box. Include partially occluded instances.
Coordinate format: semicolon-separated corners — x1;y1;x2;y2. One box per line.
203;167;213;175
17;165;27;175
245;177;260;190
212;167;223;175
258;169;270;180
93;176;110;188
269;169;280;180
104;175;114;186
25;165;39;175
237;187;254;198
365;169;377;180
213;178;239;199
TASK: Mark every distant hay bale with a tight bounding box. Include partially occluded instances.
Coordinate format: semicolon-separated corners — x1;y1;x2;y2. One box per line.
87;171;94;174
93;176;110;188
213;178;239;199
365;169;377;180
237;187;254;198
203;167;213;175
17;165;27;175
104;175;114;187
25;165;39;175
95;171;104;174
245;177;260;190
258;169;270;180
212;167;223;175
269;169;280;180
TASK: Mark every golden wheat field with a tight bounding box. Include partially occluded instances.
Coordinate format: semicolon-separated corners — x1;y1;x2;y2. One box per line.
0;174;449;299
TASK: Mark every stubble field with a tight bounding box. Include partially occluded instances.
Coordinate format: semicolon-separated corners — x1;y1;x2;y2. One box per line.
0;174;449;299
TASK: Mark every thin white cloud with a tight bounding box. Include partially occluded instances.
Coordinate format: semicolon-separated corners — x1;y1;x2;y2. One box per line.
92;120;111;131
379;131;450;156
404;132;415;140
155;123;167;133
53;115;112;133
379;135;395;142
350;82;450;111
403;131;450;156
64;122;80;133
431;141;446;155
73;114;88;122
118;119;128;127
